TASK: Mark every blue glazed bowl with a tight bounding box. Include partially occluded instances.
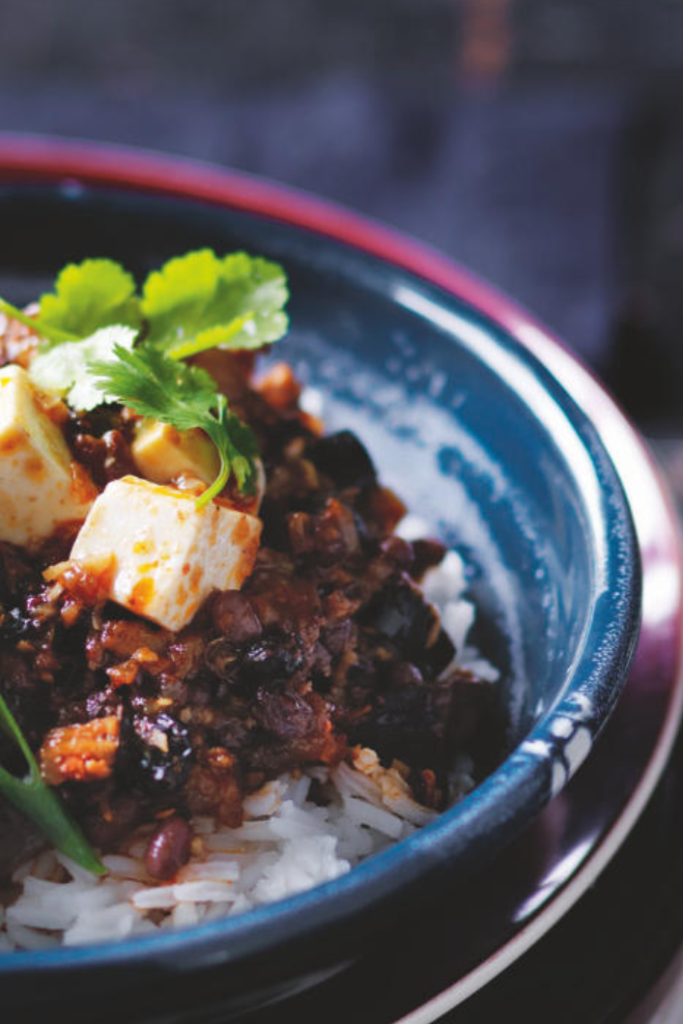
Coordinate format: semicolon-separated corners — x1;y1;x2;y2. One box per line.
0;141;640;1021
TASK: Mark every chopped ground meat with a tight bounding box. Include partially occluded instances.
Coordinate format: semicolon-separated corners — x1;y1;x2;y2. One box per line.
0;347;498;870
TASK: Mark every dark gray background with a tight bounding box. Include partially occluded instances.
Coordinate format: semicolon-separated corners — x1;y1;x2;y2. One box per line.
3;0;683;426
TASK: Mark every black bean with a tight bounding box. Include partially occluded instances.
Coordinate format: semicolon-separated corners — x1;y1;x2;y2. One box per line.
145;815;192;880
240;637;302;687
205;633;303;690
122;712;193;797
361;578;440;661
309;431;376;489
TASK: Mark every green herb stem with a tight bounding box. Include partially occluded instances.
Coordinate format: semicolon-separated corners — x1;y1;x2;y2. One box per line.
0;299;72;345
195;396;231;509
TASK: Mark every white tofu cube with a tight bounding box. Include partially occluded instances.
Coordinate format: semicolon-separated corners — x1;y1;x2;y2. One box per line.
131;419;266;514
131;420;220;488
0;365;96;547
69;475;262;631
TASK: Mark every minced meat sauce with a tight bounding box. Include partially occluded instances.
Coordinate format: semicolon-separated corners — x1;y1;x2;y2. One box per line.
0;345;497;879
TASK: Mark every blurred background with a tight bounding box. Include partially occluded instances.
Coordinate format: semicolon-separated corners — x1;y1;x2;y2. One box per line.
3;0;683;439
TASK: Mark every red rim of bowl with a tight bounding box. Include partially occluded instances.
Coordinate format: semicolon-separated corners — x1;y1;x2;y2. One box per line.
0;133;574;340
0;136;659;480
0;135;646;407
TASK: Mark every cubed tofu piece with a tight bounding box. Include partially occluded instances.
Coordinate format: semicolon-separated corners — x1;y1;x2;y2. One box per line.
0;365;96;547
69;475;262;631
131;420;220;488
131;419;266;514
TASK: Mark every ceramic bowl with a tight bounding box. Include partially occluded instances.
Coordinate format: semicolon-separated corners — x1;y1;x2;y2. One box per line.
0;139;640;1022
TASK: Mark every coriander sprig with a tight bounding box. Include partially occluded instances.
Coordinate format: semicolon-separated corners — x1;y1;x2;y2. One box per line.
13;248;290;502
89;343;259;507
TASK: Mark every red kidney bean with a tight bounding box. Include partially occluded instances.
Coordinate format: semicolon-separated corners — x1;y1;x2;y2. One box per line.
144;815;192;880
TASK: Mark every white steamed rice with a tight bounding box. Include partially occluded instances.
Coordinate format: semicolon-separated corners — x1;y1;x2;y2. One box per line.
0;518;497;951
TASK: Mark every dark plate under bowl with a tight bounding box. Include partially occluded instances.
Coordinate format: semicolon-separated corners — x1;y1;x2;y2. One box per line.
0;139;640;1022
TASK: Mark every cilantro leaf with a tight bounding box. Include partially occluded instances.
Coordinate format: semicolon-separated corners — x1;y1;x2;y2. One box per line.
1;249;289;358
89;344;259;505
0;690;105;875
141;249;219;343
90;343;218;424
29;325;138;411
142;249;289;354
38;259;143;344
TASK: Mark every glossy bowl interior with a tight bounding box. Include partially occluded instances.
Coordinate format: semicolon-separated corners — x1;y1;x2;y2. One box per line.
0;151;640;1017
